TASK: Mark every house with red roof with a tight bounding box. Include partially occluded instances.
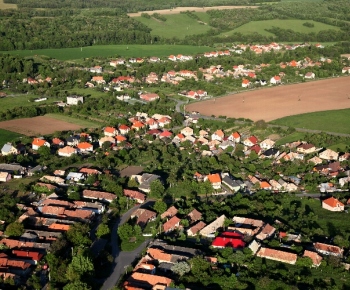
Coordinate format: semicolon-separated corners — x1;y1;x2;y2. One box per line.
270;75;281;85
158;117;171;127
206;173;221;189
119;124;130;135
187;221;206;236
242;79;251;88
211;129;224;141
140;93;159;102
322;197;344;212
256;247;297;264
131;121;145;131
303;250;322;267
314;242;343;257
32;138;50;150
243;136;258;147
229;132;241;143
52;138;64;147
12;250;44;265
163;216;181;233
212;231;245;249
123;189;145;204
104;127;117;137
115;135;127;144
77;142;93;152
146;118;158;130
99;136;115;147
159;130;172;139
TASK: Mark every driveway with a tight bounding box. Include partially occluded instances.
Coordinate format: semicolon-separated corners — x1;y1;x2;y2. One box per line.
101;201;154;290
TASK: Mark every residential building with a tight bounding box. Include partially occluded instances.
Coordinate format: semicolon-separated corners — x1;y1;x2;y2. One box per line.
57;146;76;157
314;242;343;257
319;149;339;161
67;95;83;105
0;172;11;182
322;197;344;212
163;216;181;233
187;221;207;236
123;189;146;204
82;189;117;203
199;214;226;237
131;209;156;227
212;232;245;249
32;138;50;150
256;247;297;264
161;206;178;219
187;209;202;224
303;250;322;267
206;173;221;189
256;224;276;240
1;143;17;155
140;93;159;102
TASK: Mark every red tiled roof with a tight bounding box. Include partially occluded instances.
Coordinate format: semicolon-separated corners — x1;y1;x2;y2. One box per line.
82;189;117;202
188;221;206;235
147;248;172;262
303;250;322;266
314;242;343;255
104;127;116;134
159;130;172;138
12;250;44;261
48;223;70;231
161;206;178;219
207;173;221;183
77;142;93;150
257;247;297;264
79;168;101;175
323;197;344;208
32;138;46;147
123;189;145;202
163;216;180;232
128;272;172;287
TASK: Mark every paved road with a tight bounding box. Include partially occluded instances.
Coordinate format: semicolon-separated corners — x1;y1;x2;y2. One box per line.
101;201;154;290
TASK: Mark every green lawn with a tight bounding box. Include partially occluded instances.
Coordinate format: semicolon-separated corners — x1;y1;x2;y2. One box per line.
135;13;214;39
45;113;101;128
0;129;23;147
275;131;306;146
270;109;350;135
2;44;214;61
219;19;340;37
0;94;56;112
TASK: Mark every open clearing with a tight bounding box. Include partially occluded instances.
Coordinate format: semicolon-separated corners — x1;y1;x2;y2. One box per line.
219;19;340;37
1;44;214;61
0;115;94;136
187;77;350;124
128;6;257;17
0;0;17;9
0;128;23;147
135;13;213;39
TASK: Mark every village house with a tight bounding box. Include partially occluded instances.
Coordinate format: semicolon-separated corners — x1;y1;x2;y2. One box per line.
91;76;105;84
206;173;222;189
319;149;338;161
243;136;258;147
131;209;156;227
314;242;344;257
89;65;102;73
305;72;315;79
57;146;76;157
0;172;11;182
270;75;281;85
32;138;50;150
297;143;316;154
180;127;194;137
256;224;276;240
187;209;202;224
125;272;172;289
104;126;117;137
133;173;161;193
260;139;275;150
67;95;83;105
242;79;251;88
322;197;344;212
161;206;178;220
123;189;145;204
303;250;322;267
140;93;159;102
99;136;115;147
77;142;93;153
52;138;64;147
163;216;181;233
199;214;226;238
212;231;245;249
256;247;297;265
82;189;117;203
211;130;225;141
228;132;241;143
119;124;130;135
187;221;207;236
1;143;18;155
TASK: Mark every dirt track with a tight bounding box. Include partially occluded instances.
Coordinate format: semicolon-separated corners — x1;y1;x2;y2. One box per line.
127;6;257;17
0;116;83;136
186;77;350;122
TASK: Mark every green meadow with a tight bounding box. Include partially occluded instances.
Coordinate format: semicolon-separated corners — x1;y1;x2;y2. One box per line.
45;113;102;128
219;19;340;37
270;109;350;135
135;13;213;39
1;44;214;61
0;129;23;147
0;94;56;112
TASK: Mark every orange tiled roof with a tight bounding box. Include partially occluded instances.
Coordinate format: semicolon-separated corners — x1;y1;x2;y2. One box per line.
48;223;70;231
207;173;221;183
303;250;322;266
77;142;93;150
128;272;172;287
32;138;46;146
147;248;172;262
323;197;344;208
104;127;116;133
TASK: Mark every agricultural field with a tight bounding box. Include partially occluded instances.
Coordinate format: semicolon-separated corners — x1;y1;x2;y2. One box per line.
0;128;23;148
271;108;350;135
2;44;214;61
135;13;213;39
0;115;97;136
186;77;350;131
0;0;17;9
219;19;340;37
127;6;258;17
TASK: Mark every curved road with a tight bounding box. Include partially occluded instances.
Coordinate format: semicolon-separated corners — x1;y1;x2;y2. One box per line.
101;203;151;290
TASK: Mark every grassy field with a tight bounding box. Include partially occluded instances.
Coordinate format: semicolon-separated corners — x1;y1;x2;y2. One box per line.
1;44;214;61
0;0;17;9
270;109;350;135
275;132;306;146
135;13;213;39
0;128;23;147
0;94;57;112
219;19;340;37
45;113;101;128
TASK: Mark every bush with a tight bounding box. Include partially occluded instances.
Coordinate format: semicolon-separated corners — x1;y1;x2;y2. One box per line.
141;13;151;19
303;22;315;28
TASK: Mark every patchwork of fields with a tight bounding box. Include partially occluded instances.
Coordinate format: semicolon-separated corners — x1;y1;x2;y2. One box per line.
219;19;340;37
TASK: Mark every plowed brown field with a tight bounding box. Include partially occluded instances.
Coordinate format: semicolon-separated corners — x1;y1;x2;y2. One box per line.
186;77;350;122
0;116;83;136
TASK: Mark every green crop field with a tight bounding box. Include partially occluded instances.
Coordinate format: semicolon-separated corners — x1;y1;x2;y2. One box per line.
2;44;214;61
270;109;350;135
0;129;23;147
219;19;340;37
135;13;213;39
